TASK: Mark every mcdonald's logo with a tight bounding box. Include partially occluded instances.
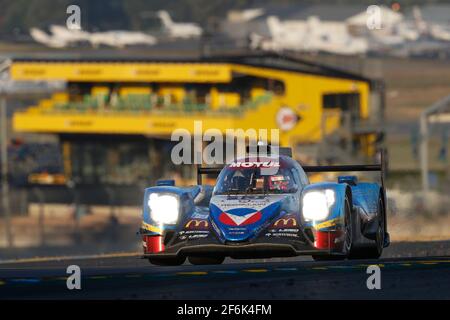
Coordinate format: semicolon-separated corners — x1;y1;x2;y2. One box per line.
185;219;209;229
273;217;297;227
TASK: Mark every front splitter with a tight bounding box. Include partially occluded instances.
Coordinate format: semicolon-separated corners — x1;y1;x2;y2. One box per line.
143;242;340;260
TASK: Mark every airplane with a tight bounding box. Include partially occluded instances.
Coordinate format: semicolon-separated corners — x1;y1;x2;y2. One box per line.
430;24;450;42
228;8;265;22
157;10;203;39
395;21;420;42
251;16;368;55
367;6;450;57
30;25;91;48
249;16;307;51
368;21;420;49
344;5;449;54
411;6;450;42
88;31;157;48
48;25;91;43
30;28;68;48
30;25;157;48
345;6;418;49
405;6;450;42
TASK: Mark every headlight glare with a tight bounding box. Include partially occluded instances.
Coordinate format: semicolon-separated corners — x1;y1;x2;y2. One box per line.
148;193;180;224
302;189;335;221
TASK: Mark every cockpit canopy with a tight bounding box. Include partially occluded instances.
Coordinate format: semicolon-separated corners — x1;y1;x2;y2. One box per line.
214;157;308;195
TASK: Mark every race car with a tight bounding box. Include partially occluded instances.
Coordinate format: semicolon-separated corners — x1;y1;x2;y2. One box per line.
140;147;390;265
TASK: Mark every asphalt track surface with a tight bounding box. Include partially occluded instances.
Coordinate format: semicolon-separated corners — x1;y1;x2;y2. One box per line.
1;241;450;299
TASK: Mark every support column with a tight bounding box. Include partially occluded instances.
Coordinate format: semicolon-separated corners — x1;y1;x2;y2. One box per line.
419;114;429;196
1;95;13;248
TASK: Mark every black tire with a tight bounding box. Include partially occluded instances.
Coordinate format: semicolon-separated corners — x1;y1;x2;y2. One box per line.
148;256;186;266
312;196;353;261
348;197;385;260
188;256;225;265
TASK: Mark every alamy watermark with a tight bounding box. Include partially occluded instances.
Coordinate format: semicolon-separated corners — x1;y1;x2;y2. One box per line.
66;265;81;290
366;265;381;290
366;5;382;30
170;121;280;175
66;5;81;30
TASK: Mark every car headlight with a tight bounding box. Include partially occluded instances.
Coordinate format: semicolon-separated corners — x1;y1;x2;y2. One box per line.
302;189;335;221
148;193;180;224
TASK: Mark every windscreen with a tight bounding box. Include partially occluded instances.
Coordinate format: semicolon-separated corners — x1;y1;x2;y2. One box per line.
214;161;300;195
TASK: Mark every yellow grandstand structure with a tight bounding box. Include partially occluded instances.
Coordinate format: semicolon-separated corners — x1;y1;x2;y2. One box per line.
11;54;384;191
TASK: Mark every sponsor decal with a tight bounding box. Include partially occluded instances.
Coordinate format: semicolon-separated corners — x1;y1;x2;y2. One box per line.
185;219;209;230
228;231;246;235
177;219;210;241
210;218;222;238
314;217;341;230
265;232;299;238
178;229;209;241
142;221;162;234
272;215;298;228
191;212;209;219
265;214;299;238
229;161;280;169
210;195;283;211
179;233;209;240
219;211;262;226
187;234;208;239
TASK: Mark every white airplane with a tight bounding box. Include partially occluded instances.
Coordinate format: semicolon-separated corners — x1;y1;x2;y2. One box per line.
368;21;420;48
30;25;157;48
157;10;203;39
430;25;450;42
30;25;90;48
394;6;450;43
249;16;309;51
30;28;68;48
228;8;265;22
411;6;428;35
362;6;450;57
346;7;417;48
88;31;157;48
395;22;420;42
49;25;90;43
306;18;368;55
252;16;368;55
411;6;450;42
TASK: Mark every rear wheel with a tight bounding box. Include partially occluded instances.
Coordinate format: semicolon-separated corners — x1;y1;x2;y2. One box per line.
312;196;353;261
148;256;186;266
188;256;225;265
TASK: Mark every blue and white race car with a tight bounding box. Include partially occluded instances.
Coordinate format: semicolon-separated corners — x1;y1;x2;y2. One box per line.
140;148;390;265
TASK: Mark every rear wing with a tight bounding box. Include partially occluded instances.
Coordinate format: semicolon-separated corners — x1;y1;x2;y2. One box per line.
197;153;385;188
197;166;223;185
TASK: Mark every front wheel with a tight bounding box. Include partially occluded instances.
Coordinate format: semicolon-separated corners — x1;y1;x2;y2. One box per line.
348;197;385;260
